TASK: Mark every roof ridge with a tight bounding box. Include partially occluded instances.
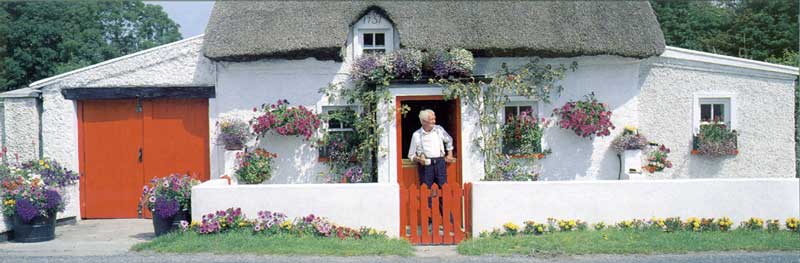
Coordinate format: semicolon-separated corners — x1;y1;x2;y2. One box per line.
28;35;205;89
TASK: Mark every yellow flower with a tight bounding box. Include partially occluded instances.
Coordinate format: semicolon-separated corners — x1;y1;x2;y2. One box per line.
624;125;637;132
190;221;200;227
39;160;44;165
368;229;377;235
238;222;247;227
3;199;15;206
44;164;50;169
536;226;543;232
281;220;293;230
503;222;520;231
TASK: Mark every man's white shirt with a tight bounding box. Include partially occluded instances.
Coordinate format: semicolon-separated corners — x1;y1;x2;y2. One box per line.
408;125;454;159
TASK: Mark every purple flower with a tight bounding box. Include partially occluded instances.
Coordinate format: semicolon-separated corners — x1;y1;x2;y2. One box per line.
43;189;62;210
15;198;40;223
154;198;179;219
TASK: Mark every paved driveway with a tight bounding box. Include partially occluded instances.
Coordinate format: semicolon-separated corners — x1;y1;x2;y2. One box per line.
0;219;797;263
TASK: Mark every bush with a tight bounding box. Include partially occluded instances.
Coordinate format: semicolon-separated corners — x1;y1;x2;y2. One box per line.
234;149;277;184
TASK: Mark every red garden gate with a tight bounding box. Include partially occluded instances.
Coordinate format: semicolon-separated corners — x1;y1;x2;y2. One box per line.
399;183;472;245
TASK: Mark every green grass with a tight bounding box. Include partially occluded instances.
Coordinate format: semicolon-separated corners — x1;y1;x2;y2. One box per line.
458;230;800;256
131;229;414;256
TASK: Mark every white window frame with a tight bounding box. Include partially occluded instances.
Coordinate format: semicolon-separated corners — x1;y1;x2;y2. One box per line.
503;99;542;122
322;105;358;132
351;11;394;59
692;92;736;133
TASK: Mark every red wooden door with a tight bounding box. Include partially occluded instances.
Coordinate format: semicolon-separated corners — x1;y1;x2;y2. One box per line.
143;99;210;182
81;100;144;218
80;98;210;218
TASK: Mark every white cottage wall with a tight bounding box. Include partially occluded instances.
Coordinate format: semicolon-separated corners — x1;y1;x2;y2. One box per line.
639;48;797;178
211;59;350;183
3;98;40;162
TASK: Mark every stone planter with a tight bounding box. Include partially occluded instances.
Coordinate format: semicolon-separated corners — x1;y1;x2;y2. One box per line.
13;210;57;243
152;209;190;237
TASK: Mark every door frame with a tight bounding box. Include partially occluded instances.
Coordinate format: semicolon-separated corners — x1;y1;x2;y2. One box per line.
394;95;462;186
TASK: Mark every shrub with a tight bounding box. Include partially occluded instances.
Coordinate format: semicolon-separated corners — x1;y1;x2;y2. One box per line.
553;93;614;138
252;99;321;141
216;117;251;150
502;110;547;155
643;145;673;173
138;174;199;219
693;121;738;156
611;126;648;153
234;149;277;184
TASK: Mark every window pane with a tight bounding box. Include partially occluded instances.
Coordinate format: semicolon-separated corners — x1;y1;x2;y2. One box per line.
363;33;373;46
505;106;517;122
713;104;724;122
700;104;711;122
375;33;385;46
519;106;532;115
329;119;342;129
364;49;385;54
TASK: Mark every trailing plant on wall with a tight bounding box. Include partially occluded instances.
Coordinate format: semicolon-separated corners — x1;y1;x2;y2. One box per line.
216;117;251;150
435;58;577;181
553;93;614;138
251;99;321;141
643;144;673;173
234;149;277;184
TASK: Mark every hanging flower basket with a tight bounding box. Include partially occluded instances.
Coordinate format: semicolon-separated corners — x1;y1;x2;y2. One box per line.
553;93;614;138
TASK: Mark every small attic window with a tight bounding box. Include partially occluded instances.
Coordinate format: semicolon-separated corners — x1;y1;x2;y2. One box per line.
352;10;394;58
362;32;386;54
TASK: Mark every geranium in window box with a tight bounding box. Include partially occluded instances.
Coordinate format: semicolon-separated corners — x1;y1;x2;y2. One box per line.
553;93;614;138
691;120;738;156
252;99;321;141
502;110;548;156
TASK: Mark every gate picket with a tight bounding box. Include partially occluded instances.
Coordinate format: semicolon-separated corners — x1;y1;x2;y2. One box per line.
419;184;432;244
441;183;454;244
431;184;443;244
400;183;471;245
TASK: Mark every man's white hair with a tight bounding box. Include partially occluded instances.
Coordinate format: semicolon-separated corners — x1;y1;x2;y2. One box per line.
418;109;435;124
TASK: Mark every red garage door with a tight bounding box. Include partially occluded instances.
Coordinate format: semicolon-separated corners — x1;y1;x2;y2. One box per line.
79;98;209;218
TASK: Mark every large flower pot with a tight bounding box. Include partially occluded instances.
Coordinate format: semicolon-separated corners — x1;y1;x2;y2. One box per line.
13;210;57;243
152;210;190;237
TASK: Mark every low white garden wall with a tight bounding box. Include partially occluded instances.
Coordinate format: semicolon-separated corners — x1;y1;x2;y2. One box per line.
471;178;800;236
192;180;400;237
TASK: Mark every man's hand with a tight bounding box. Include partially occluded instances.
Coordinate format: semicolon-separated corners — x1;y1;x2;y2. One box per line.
445;154;456;163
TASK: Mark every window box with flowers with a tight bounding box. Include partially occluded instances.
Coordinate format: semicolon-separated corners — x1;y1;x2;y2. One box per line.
501;109;549;159
692;121;738;156
350;48;476;84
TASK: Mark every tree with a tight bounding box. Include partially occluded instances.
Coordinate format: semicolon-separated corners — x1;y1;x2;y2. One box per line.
0;1;181;91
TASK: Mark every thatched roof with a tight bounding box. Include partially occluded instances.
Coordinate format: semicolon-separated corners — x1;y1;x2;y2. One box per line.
203;1;665;61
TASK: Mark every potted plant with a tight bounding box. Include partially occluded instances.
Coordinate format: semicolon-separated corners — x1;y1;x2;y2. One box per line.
611;125;648;177
643;144;673;173
502;110;547;156
1;158;78;242
251;99;321;141
692;120;738;156
234;148;277;184
139;174;199;236
216;117;251;151
553;92;614;138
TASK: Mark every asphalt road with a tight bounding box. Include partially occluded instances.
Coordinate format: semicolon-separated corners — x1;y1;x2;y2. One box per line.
1;251;798;263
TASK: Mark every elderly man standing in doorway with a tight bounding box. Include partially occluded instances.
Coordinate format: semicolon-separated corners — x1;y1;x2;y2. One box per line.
408;109;456;190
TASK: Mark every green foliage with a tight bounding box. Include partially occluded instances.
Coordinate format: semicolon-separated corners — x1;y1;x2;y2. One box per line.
694;122;739;156
502;110;545;155
234;149;277;184
0;1;182;91
458;229;800;256
131;229;414;256
436;59;577;180
651;0;798;64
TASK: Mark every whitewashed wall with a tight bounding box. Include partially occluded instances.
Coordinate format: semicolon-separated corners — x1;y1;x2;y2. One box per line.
192;180;399;237
211;59;350;183
471;179;800;236
3;98;40;162
639;47;797;178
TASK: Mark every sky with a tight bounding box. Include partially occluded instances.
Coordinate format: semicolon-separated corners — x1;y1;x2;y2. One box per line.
146;1;215;38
